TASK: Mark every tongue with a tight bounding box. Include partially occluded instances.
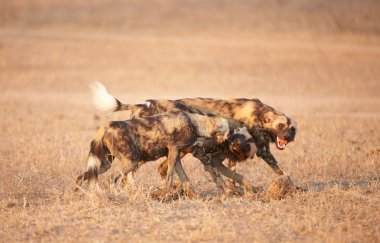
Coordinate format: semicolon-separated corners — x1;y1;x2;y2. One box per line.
277;137;287;149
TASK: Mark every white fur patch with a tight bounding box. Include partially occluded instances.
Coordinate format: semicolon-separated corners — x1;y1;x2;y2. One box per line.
188;114;229;141
217;119;230;141
235;127;251;140
89;81;118;112
87;154;101;170
144;101;151;108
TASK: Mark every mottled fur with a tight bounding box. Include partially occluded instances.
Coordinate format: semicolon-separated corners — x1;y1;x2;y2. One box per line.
178;98;297;148
90;82;297;193
76;111;230;193
101;94;297;150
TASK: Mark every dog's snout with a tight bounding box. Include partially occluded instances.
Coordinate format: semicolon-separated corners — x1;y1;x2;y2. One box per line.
284;135;290;141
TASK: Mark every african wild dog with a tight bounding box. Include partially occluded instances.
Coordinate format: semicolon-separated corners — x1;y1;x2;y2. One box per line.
179;126;258;194
75;111;230;196
90;82;297;189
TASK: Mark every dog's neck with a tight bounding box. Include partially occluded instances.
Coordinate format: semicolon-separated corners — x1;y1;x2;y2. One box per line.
187;113;229;139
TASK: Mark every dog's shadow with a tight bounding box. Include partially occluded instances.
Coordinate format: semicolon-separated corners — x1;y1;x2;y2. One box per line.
72;177;379;204
301;177;379;191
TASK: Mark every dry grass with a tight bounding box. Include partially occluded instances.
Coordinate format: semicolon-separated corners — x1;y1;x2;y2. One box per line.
1;0;380;242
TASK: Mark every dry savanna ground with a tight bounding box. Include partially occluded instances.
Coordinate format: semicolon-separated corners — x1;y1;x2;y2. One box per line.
0;0;380;242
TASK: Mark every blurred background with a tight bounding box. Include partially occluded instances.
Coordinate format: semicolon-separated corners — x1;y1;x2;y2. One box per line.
1;0;379;101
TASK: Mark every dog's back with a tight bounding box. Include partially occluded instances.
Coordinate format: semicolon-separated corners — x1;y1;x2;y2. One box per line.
177;98;273;127
102;112;193;160
100;111;229;160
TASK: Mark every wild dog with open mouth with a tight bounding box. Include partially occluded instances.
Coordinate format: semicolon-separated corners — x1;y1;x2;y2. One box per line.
171;98;297;151
75;110;230;195
176;98;297;187
91;83;297;182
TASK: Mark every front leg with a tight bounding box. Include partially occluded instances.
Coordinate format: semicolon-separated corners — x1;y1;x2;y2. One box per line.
157;152;187;179
213;162;254;196
256;143;284;176
252;128;284;175
226;160;237;188
259;150;284;175
211;152;254;196
173;160;196;198
192;147;227;194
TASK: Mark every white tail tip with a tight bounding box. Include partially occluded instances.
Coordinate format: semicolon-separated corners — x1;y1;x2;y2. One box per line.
89;81;118;112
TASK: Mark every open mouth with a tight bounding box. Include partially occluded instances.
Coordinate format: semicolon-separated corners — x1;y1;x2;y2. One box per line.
276;137;288;150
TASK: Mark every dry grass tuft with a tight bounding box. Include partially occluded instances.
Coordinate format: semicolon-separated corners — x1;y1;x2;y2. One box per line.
149;181;186;203
265;175;304;200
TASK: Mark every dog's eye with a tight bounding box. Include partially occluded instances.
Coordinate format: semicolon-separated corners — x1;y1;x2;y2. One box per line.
231;140;240;149
278;123;285;129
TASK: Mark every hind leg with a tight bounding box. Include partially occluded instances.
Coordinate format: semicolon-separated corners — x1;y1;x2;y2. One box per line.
113;157;138;190
110;169;136;189
110;160;145;188
126;171;136;185
75;153;114;191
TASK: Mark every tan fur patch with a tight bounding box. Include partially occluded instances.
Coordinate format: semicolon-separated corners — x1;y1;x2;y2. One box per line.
161;116;185;134
234;102;256;125
94;126;105;142
271;116;288;130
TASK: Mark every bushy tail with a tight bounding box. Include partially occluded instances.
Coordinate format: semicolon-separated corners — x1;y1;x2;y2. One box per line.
75;140;103;190
89;82;124;112
82;127;109;188
86;142;102;187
